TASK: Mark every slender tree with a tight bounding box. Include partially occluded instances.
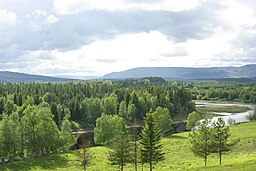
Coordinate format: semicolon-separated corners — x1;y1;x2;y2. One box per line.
131;120;140;171
119;100;129;122
212;118;238;165
60;112;76;152
189;119;214;167
77;140;90;171
140;112;165;171
108;126;132;171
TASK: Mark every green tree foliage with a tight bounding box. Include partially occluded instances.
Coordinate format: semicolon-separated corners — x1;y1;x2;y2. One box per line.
186;111;200;130
189;119;214;166
22;106;59;156
4;99;16;115
101;93;118;115
94;114;124;145
24;96;34;106
212;118;237;165
127;102;137;122
43;92;58;104
60;113;76;152
152;107;173;135
140;112;165;171
0;97;5;115
0;113;22;161
51;103;59;127
108;128;132;171
80;98;102;127
118;100;129;122
247;107;256;121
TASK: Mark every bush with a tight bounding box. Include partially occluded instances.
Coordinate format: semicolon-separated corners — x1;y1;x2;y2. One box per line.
246;107;256;121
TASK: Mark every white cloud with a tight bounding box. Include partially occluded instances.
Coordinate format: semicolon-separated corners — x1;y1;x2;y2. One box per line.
53;0;201;15
45;15;59;25
219;1;256;28
21;30;241;77
1;0;256;77
26;10;59;31
0;9;16;29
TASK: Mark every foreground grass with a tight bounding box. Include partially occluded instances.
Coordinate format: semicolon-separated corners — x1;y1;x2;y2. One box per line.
1;122;256;171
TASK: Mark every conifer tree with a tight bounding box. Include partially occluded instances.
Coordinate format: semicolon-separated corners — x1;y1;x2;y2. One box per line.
189;119;214;166
140;112;165;171
212;118;237;165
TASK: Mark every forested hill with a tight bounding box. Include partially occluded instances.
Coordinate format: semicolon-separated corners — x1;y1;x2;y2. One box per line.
0;71;71;82
102;64;256;80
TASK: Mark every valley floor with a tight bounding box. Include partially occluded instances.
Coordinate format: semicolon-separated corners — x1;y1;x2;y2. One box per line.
1;121;256;171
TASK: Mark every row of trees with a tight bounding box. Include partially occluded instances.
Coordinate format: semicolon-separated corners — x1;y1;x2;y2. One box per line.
107;112;165;171
189;118;238;166
186;81;256;103
0;103;76;162
94;106;172;145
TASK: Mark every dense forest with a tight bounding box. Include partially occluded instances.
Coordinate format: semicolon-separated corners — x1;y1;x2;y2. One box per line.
0;78;196;128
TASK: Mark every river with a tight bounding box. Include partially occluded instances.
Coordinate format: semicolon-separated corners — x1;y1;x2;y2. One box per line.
195;102;255;126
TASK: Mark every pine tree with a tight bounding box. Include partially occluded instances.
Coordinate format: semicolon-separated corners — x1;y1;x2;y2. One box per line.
212;118;237;165
189;119;214;166
140;112;165;171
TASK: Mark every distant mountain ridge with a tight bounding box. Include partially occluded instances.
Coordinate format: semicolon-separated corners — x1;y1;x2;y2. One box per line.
102;64;256;80
0;71;71;82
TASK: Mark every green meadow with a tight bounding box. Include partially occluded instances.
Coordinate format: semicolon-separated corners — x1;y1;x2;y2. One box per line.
1;121;256;171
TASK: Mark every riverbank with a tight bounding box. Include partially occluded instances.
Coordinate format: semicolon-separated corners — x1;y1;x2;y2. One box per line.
195;101;255;125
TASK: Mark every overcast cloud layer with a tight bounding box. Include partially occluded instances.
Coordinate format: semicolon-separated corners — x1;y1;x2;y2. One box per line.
0;0;256;78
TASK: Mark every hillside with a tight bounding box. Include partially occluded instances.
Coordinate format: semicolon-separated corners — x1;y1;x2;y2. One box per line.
0;71;72;82
1;121;255;171
102;64;256;80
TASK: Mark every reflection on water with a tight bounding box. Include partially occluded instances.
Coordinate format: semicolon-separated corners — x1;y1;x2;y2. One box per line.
196;102;255;126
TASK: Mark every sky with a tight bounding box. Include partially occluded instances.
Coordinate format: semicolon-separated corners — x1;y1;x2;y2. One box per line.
0;0;256;78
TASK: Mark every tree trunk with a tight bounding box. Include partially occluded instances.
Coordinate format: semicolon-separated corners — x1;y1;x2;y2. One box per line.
83;148;86;171
219;140;222;165
150;161;153;171
134;136;137;171
219;149;222;165
121;163;124;171
204;154;207;167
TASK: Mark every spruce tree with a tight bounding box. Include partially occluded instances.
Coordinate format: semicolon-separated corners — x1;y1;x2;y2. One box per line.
140;112;165;171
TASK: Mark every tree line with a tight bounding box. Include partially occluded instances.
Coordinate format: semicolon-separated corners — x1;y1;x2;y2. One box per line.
184;80;256;103
0;80;195;129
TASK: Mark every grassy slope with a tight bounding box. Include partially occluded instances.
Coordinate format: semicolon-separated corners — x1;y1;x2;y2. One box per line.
1;122;256;171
